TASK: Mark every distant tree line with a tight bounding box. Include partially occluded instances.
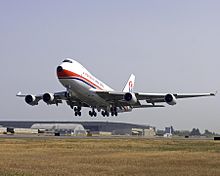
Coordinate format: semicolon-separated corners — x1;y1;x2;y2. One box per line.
157;128;219;137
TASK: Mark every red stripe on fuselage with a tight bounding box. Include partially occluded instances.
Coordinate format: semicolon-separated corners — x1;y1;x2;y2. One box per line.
57;69;103;90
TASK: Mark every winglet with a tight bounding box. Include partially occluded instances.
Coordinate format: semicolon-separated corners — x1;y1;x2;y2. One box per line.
123;74;135;92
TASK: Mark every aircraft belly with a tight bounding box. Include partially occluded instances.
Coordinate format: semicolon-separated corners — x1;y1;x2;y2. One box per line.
59;78;109;107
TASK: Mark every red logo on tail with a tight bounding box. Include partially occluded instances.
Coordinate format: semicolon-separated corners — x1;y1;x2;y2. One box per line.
129;81;133;92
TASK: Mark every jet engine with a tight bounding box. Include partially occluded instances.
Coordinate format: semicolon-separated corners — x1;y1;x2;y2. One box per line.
164;94;177;105
25;95;38;105
43;93;62;105
43;93;55;104
124;92;137;104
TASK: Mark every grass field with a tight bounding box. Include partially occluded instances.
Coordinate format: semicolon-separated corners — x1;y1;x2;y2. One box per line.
0;137;219;176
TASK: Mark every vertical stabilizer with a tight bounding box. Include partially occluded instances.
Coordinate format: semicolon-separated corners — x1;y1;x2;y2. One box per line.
123;74;135;92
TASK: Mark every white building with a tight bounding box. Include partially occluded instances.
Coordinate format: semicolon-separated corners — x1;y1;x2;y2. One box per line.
31;123;86;135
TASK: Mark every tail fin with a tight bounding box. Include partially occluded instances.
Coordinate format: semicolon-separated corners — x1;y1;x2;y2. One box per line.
123;74;135;92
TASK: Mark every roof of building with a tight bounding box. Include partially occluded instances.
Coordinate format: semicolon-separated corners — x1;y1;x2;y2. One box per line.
31;123;85;131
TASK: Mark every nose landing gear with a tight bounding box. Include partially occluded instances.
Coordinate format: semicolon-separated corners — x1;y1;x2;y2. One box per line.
110;107;118;116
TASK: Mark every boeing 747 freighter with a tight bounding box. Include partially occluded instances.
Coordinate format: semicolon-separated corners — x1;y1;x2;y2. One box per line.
17;58;216;117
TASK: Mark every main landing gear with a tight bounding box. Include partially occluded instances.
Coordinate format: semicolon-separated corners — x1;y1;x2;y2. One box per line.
101;107;118;117
89;108;97;117
101;111;109;117
74;106;81;116
73;107;118;117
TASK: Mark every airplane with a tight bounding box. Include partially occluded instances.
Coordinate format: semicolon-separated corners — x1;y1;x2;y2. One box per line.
17;58;216;117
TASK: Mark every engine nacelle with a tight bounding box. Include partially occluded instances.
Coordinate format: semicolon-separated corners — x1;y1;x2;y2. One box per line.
25;95;38;105
43;93;55;103
164;94;177;105
124;92;137;104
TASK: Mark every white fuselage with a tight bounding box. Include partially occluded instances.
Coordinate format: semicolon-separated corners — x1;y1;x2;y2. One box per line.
57;59;114;109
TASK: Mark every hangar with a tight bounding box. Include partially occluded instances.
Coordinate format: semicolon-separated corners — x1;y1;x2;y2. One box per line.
31;123;86;135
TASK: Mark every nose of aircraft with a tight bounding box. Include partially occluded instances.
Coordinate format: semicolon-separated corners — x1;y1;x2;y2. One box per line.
56;66;64;78
57;66;63;73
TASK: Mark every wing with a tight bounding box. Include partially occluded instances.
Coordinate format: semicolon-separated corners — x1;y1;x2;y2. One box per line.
16;92;43;105
16;91;89;107
95;90;216;107
136;92;216;104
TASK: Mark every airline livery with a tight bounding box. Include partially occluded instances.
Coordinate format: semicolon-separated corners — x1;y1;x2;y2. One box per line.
17;58;216;117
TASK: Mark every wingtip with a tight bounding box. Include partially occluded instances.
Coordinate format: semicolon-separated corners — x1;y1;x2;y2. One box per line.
16;91;21;96
16;91;26;97
210;91;217;96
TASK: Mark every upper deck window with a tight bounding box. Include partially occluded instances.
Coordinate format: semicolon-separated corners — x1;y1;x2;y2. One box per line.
63;59;73;63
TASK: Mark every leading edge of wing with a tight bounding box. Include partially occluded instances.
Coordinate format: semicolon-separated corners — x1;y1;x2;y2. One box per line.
173;92;217;99
94;90;125;101
136;91;216;99
16;91;43;99
16;92;26;97
132;104;165;108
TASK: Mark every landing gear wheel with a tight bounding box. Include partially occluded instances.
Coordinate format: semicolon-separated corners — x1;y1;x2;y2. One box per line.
105;111;109;117
110;107;118;116
74;106;82;117
101;111;105;117
89;111;94;117
89;110;97;117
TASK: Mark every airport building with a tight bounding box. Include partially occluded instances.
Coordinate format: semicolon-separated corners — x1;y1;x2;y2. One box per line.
0;121;155;136
163;126;174;138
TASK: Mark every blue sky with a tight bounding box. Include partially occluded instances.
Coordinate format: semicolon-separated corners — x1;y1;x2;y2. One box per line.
0;1;219;132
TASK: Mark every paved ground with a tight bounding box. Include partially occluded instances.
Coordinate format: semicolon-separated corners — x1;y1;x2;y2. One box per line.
0;133;215;140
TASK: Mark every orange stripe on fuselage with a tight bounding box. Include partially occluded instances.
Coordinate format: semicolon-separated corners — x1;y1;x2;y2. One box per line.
57;69;103;90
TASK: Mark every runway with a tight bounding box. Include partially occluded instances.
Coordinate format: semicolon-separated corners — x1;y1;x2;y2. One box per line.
0;133;215;140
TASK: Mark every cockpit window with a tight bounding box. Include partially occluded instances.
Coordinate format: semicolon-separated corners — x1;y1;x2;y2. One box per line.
63;59;72;63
